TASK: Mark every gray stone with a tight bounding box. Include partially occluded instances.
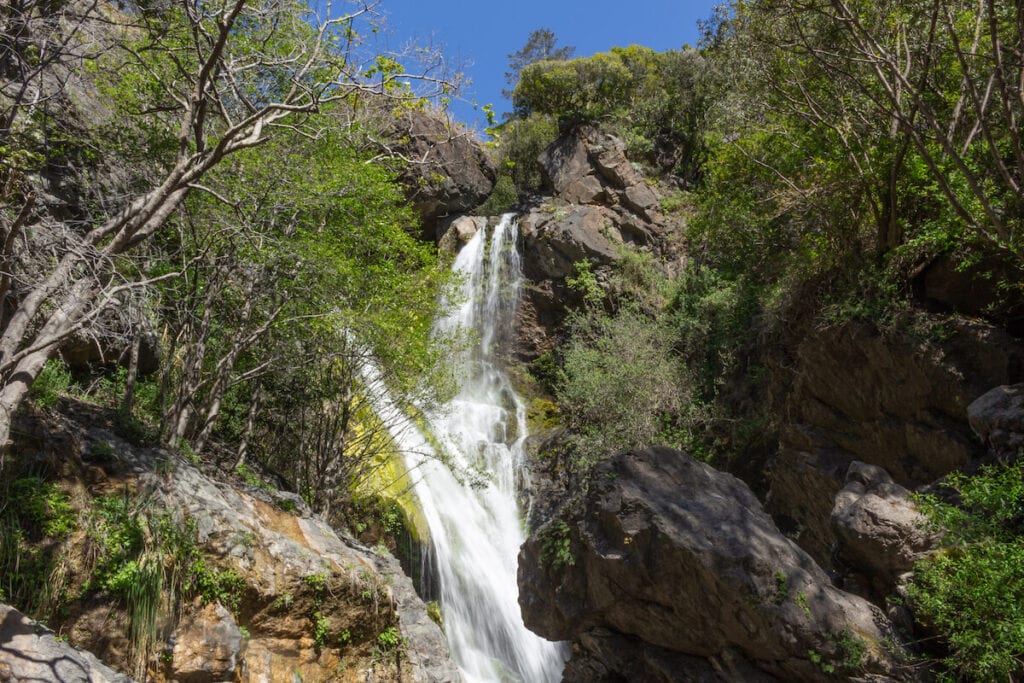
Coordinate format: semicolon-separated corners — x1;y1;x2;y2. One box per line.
968;383;1024;457
540;130;595;197
520;205;620;281
437;215;486;255
831;462;935;601
622;183;659;216
0;603;135;683
519;447;914;682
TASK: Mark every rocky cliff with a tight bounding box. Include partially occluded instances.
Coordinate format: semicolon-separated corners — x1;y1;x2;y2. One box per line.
0;405;461;683
436;125;685;360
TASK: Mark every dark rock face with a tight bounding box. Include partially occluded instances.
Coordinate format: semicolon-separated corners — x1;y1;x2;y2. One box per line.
769;319;1024;567
378;106;496;236
509;127;683;358
519;447;914;682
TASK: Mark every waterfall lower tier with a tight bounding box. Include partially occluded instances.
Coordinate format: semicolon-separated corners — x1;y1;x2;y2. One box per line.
391;215;565;682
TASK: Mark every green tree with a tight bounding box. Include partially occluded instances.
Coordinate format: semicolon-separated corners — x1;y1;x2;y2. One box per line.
0;0;455;458
503;28;575;100
513;51;636;126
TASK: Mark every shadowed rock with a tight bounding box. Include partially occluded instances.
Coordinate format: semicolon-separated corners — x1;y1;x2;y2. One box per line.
519;447;917;682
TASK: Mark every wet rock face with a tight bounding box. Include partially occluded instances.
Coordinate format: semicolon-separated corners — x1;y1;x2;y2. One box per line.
519;447;915;682
768;319;1024;567
0;604;135;683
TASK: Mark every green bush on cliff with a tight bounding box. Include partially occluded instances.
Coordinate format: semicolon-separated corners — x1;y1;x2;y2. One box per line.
909;462;1024;681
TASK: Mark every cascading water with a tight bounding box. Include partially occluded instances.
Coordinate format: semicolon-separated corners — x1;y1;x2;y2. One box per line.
380;214;566;682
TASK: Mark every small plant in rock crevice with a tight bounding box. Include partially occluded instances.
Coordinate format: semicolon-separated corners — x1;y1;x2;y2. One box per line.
539;520;575;571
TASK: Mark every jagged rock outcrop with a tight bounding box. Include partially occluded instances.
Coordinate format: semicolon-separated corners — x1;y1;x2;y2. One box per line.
0;604;135;683
768;319;1024;568
374;105;495;236
515;127;682;358
519;447;915;682
433;126;684;359
131;441;461;683
831;462;935;604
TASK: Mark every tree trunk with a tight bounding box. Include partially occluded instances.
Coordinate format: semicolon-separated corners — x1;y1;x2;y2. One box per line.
121;328;142;417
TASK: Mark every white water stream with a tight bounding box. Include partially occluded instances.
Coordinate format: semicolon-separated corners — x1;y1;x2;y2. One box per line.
367;215;566;682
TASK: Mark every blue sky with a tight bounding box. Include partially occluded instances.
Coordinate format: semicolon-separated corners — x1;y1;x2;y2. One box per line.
371;0;720;130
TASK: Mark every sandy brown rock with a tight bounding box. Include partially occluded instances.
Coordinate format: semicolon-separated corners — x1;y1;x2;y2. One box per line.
170;601;244;682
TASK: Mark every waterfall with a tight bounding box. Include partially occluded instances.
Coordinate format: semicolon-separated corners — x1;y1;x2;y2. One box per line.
384;214;566;682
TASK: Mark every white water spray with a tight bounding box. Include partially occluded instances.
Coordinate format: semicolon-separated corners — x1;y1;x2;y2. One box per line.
377;215;566;682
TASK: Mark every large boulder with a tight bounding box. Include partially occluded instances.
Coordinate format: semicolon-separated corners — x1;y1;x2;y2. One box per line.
519;447;915;682
831;462;935;603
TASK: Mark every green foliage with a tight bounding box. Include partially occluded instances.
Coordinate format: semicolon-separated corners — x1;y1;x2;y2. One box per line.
773;571;789;605
235;463;269;491
312;611;332;650
795;591;811;617
504;28;575;98
514;52;635;126
908;462;1024;680
376;625;402;652
481;113;559;202
565;260;604;309
0;476;77;617
557;304;684;464
539;520;575;571
426;601;443;629
8;477;77;538
303;572;329;595
193;561;246;615
29;360;73;409
807;628;866;675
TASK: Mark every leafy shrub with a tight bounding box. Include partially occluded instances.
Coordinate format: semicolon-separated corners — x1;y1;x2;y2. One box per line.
479;113;559;204
29;359;73;409
557;304;684;464
909;462;1024;681
376;625;402;651
0;476;78;617
8;477;77;538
